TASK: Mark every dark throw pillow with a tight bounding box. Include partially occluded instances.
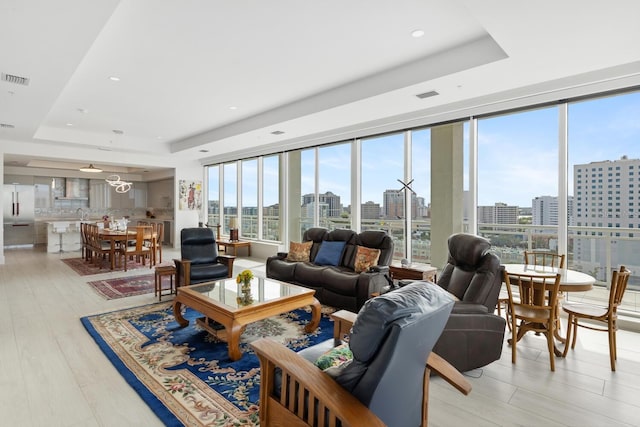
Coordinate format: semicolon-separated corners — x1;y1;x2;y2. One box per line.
314;241;347;266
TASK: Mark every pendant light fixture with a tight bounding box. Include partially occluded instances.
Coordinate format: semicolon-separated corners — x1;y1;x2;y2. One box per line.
105;174;132;193
79;163;103;173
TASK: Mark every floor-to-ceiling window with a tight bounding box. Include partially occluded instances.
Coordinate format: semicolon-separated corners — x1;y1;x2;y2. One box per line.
568;90;640;291
477;106;559;263
207;165;220;227
300;148;316;235
318;143;351;230
263;155;280;241
203;88;640;316
361;133;405;258
241;158;258;239
223;162;237;235
411;129;431;263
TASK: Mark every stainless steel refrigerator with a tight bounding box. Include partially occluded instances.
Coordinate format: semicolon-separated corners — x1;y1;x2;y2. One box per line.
3;184;35;246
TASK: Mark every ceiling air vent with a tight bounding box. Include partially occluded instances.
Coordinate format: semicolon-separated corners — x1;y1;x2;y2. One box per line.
0;123;15;129
415;90;439;99
1;73;30;86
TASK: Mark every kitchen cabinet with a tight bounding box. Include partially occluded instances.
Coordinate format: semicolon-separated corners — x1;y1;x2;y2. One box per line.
34;178;52;208
133;182;148;208
90;180;147;209
90;180;109;209
35;221;48;245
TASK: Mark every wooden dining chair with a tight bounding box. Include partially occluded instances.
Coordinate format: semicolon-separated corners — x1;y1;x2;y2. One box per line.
497;251;566;329
80;222;91;261
86;223;108;268
153;222;164;264
503;270;562;371
562;266;631;371
119;226;152;271
524;251;566;269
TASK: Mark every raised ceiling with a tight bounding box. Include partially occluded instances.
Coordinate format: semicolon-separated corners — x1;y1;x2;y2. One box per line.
1;0;640;172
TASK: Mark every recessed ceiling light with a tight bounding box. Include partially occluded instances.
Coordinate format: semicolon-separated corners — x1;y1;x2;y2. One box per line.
109;76;120;81
229;106;238;110
271;130;285;135
411;29;425;38
66;123;73;126
77;108;88;114
199;149;209;153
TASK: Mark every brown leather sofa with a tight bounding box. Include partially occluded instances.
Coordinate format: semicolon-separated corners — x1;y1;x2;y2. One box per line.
266;227;393;312
433;233;506;372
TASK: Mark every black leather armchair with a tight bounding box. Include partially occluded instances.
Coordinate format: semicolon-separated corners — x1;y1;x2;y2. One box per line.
433;233;506;372
174;227;235;286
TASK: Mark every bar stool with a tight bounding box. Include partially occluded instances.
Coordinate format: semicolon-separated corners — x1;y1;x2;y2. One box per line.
52;221;70;253
154;265;176;301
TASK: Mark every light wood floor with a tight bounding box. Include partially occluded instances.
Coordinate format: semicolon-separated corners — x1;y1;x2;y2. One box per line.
1;247;639;427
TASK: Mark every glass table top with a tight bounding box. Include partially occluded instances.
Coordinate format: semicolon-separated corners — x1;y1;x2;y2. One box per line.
183;277;312;309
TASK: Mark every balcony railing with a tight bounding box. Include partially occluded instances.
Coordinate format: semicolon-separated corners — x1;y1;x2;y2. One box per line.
210;213;639;316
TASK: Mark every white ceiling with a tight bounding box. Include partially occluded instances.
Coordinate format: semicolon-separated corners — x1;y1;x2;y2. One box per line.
2;0;640;174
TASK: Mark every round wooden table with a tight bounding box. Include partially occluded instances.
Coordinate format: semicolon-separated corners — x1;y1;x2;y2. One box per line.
502;263;596;356
502;264;595;292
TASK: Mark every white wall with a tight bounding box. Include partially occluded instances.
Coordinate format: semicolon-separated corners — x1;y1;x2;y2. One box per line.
173;160;207;248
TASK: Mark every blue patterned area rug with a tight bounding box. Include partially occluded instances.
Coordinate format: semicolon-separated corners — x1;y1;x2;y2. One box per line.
81;302;335;426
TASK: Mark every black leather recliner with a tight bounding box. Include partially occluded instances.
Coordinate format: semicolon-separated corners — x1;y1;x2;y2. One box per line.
173;227;235;286
433;233;506;372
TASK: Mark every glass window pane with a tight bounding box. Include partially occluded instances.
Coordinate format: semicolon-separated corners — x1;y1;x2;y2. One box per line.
223;162;237;235
263;155;280;241
300;149;316;235
569;90;640;292
362;133;404;259
319;143;350;230
207;165;219;228
242;159;258;239
477;107;559;262
411;129;431;263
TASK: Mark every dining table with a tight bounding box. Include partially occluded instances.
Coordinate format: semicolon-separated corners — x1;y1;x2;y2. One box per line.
98;228;137;270
501;263;596;356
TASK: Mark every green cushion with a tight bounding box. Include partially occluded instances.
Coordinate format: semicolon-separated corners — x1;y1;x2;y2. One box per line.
314;343;353;370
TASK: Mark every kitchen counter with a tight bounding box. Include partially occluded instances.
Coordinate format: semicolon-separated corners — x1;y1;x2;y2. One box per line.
45;220;82;253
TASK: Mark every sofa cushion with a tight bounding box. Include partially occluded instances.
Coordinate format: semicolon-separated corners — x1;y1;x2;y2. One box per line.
314;241;347;266
354;245;381;273
321;267;359;295
287;241;312;262
295;263;328;286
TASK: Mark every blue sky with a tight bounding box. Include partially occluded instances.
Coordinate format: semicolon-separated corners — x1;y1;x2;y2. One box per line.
214;90;640;209
478;91;640;206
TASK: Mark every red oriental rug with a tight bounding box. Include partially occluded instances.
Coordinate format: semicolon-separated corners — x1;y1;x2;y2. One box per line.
62;257;151;276
86;274;157;300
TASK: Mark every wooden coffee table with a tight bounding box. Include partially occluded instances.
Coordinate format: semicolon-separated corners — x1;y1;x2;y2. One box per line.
172;277;321;361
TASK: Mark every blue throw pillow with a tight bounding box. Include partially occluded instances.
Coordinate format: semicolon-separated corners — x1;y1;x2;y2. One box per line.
314;241;347;266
